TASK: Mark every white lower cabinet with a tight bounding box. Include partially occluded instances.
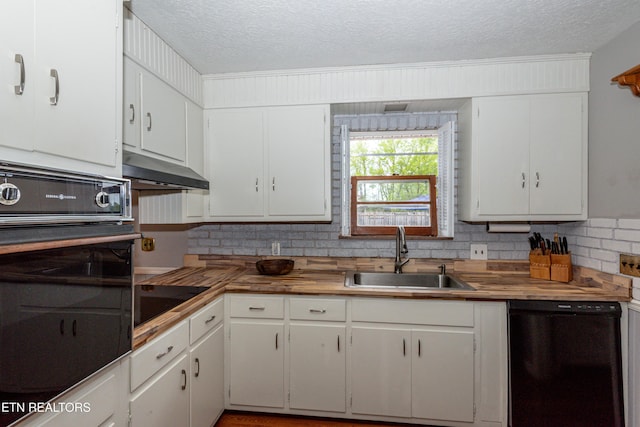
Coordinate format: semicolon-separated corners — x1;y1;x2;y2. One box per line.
226;295;285;408
130;353;190;427
289;297;347;413
350;326;475;423
225;294;507;426
21;358;129;427
130;297;225;427
350;326;412;417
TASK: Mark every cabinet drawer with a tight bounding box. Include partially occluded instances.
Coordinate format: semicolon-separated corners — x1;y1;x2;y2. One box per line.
289;298;346;321
190;297;224;345
352;298;474;327
228;295;284;319
130;320;188;391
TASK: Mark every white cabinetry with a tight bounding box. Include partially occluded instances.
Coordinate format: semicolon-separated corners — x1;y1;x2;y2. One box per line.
130;297;225;427
189;298;224;427
207;105;331;221
350;299;475;423
1;0;121;177
123;58;186;163
21;358;130;427
458;93;587;221
227;295;285;408
289;298;346;413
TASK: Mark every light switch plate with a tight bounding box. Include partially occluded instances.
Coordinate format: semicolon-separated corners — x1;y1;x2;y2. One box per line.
470;244;488;260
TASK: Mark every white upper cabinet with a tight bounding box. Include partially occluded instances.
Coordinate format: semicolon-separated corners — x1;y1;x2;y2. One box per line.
207;104;331;222
123;57;186;164
458;93;587;221
1;0;121;177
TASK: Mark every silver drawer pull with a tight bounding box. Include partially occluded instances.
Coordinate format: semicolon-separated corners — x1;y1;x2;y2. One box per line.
309;308;327;314
129;103;135;123
249;306;265;311
156;345;174;359
204;315;216;324
14;54;25;95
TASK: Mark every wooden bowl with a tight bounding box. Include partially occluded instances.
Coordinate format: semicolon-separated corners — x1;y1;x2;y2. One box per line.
256;259;294;275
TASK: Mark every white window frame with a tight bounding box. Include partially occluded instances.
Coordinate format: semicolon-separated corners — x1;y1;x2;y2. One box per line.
341;123;455;237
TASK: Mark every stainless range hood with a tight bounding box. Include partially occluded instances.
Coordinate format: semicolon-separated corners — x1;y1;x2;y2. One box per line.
122;151;209;190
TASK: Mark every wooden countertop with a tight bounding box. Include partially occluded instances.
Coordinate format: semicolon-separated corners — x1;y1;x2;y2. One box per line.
133;256;632;349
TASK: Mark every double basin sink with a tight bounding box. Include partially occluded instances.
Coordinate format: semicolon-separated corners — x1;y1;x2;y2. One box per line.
344;271;475;291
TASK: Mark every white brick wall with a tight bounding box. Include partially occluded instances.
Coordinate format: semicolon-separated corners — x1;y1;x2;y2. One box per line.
188;112;560;261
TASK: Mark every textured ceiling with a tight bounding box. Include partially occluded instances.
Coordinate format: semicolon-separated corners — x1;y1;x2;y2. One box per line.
128;0;640;75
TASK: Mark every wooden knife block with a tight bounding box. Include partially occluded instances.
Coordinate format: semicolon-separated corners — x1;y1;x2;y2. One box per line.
529;252;551;280
550;253;573;283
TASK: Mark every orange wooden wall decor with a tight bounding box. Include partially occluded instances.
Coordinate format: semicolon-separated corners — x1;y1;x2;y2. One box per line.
612;64;640;96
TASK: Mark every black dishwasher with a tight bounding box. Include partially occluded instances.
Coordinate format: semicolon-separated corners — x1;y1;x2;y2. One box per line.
508;300;624;427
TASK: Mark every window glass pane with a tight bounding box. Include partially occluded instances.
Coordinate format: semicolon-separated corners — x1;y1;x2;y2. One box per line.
356;179;431;202
356;204;432;227
350;137;438;176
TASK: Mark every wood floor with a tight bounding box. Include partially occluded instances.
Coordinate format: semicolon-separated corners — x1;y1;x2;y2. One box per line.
215;412;421;427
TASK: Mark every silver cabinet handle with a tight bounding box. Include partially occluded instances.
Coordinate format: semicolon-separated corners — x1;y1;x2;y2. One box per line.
275;332;279;350
49;69;59;105
181;369;187;390
156;345;174;359
337;335;340;352
248;306;265;311
418;339;421;357
403;338;406;356
255;178;259;192
272;177;275;191
194;358;200;378
146;112;152;131
536;172;540;188
521;172;526;189
309;308;327;314
204;315;216;324
14;54;25;95
129;104;135;124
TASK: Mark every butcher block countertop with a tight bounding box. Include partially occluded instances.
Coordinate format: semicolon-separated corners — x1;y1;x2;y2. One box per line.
133;255;632;349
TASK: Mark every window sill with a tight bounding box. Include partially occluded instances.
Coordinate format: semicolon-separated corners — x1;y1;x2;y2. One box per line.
339;234;453;240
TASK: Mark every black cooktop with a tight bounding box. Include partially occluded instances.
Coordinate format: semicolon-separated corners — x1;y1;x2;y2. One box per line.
134;284;209;326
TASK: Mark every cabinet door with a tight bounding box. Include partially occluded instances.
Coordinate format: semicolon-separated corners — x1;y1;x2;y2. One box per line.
123;58;141;150
33;0;118;168
350;326;411;417
0;1;34;152
289;323;346;412
190;325;224;427
475;97;530;216
130;354;190;427
529;94;585;215
412;329;475;422
228;320;284;408
267;105;329;217
140;71;186;162
208;109;264;217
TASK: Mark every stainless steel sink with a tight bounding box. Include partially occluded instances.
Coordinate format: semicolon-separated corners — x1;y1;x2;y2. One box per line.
344;271;475;290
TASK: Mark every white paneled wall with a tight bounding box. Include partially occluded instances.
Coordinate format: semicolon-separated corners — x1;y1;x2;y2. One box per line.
202;54;590;109
123;8;203;106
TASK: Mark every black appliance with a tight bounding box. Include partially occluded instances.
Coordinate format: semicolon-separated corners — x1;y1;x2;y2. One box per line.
508;300;625;427
0;163;135;427
134;285;209;327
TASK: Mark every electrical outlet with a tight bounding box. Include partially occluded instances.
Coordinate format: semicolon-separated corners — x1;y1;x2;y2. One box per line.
271;241;281;256
470;244;488;260
141;237;155;252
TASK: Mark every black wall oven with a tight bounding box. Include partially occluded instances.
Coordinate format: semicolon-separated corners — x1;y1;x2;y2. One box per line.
0;163;137;426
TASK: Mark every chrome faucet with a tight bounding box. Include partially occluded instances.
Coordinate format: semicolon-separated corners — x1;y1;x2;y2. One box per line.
394;226;410;273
